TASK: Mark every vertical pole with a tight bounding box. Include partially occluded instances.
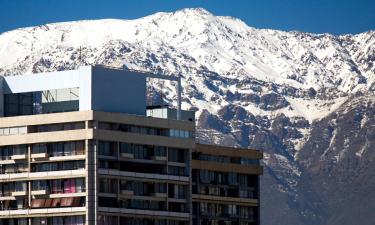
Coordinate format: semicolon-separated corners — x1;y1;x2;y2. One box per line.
28;144;31;225
188;147;193;225
86;120;98;225
177;77;182;120
0;76;4;117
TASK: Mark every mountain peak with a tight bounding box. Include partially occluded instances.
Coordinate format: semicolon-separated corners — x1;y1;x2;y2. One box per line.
174;7;213;16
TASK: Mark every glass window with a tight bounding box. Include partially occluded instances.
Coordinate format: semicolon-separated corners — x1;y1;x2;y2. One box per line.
155;183;166;193
99;141;117;157
14;181;27;192
228;173;238;185
32;180;46;191
155;146;166;157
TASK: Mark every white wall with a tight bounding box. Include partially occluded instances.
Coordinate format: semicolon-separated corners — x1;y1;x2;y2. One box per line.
78;66;92;111
3;69;82;94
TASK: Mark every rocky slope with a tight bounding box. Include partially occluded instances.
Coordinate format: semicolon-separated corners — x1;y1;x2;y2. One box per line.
0;8;374;225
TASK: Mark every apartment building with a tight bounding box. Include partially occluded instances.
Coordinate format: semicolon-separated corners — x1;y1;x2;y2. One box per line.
192;144;262;225
0;66;262;225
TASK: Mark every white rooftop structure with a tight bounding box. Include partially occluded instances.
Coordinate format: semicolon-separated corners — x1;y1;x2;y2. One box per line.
0;65;183;119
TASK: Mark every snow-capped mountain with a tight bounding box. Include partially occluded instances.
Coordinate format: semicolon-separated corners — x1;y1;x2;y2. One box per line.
0;8;374;225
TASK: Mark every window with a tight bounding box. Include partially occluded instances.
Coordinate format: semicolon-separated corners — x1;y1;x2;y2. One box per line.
133;182;151;196
14;181;27;192
240;206;254;219
168;148;186;163
169;129;191;138
13;145;27;156
32;178;85;194
155;183;166;193
4;92;33;117
52;142;64;156
76;178;85;193
155;146;166;157
98;197;119;208
168;166;186;176
98;216;118;225
120;142;167;158
32;216;84;225
0;145;26;160
168;184;186;199
133;145;148;159
240;157;259;165
0;126;27;136
239;174;249;186
32;143;47;154
0;163;28;174
99;141;117;157
228;173;238;185
200;170;210;183
239;189;255;199
120;143;133;154
120;180;133;191
34;122;85;133
32;161;84;172
227;204;238;216
99;179;118;194
33;141;84;156
98;122;192;139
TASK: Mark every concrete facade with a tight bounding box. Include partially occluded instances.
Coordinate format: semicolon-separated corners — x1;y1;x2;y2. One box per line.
0;111;195;225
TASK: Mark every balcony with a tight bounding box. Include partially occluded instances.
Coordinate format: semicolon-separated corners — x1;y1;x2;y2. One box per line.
0;196;16;201
31;190;48;196
151;156;167;161
11;154;27;160
119;190;134;197
152;192;167;198
0;159;16;165
11;191;27;197
31;153;48;159
120;153;134;159
49;192;86;198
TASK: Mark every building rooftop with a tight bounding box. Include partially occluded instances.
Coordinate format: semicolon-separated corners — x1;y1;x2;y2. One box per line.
0;65;191;121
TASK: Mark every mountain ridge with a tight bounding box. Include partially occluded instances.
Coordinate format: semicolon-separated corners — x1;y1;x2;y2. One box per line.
1;8;374;93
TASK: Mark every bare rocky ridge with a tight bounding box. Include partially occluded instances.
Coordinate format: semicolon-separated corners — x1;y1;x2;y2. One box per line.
0;8;374;225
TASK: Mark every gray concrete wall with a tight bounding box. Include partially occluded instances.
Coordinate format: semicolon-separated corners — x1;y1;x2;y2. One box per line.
91;66;146;116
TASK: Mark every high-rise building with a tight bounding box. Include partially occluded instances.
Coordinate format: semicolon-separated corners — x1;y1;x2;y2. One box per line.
0;66;262;225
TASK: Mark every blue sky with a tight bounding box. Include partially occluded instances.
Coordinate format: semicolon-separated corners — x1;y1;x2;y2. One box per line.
0;0;374;35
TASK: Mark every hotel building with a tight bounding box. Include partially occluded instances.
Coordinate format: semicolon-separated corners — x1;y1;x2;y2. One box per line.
0;66;262;225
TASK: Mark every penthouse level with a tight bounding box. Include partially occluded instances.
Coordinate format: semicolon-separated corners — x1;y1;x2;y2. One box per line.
0;65;186;119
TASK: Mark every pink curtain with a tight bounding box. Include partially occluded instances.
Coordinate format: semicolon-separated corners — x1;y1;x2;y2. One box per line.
60;197;74;206
71;179;76;193
64;179;71;193
63;179;77;193
31;199;45;208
